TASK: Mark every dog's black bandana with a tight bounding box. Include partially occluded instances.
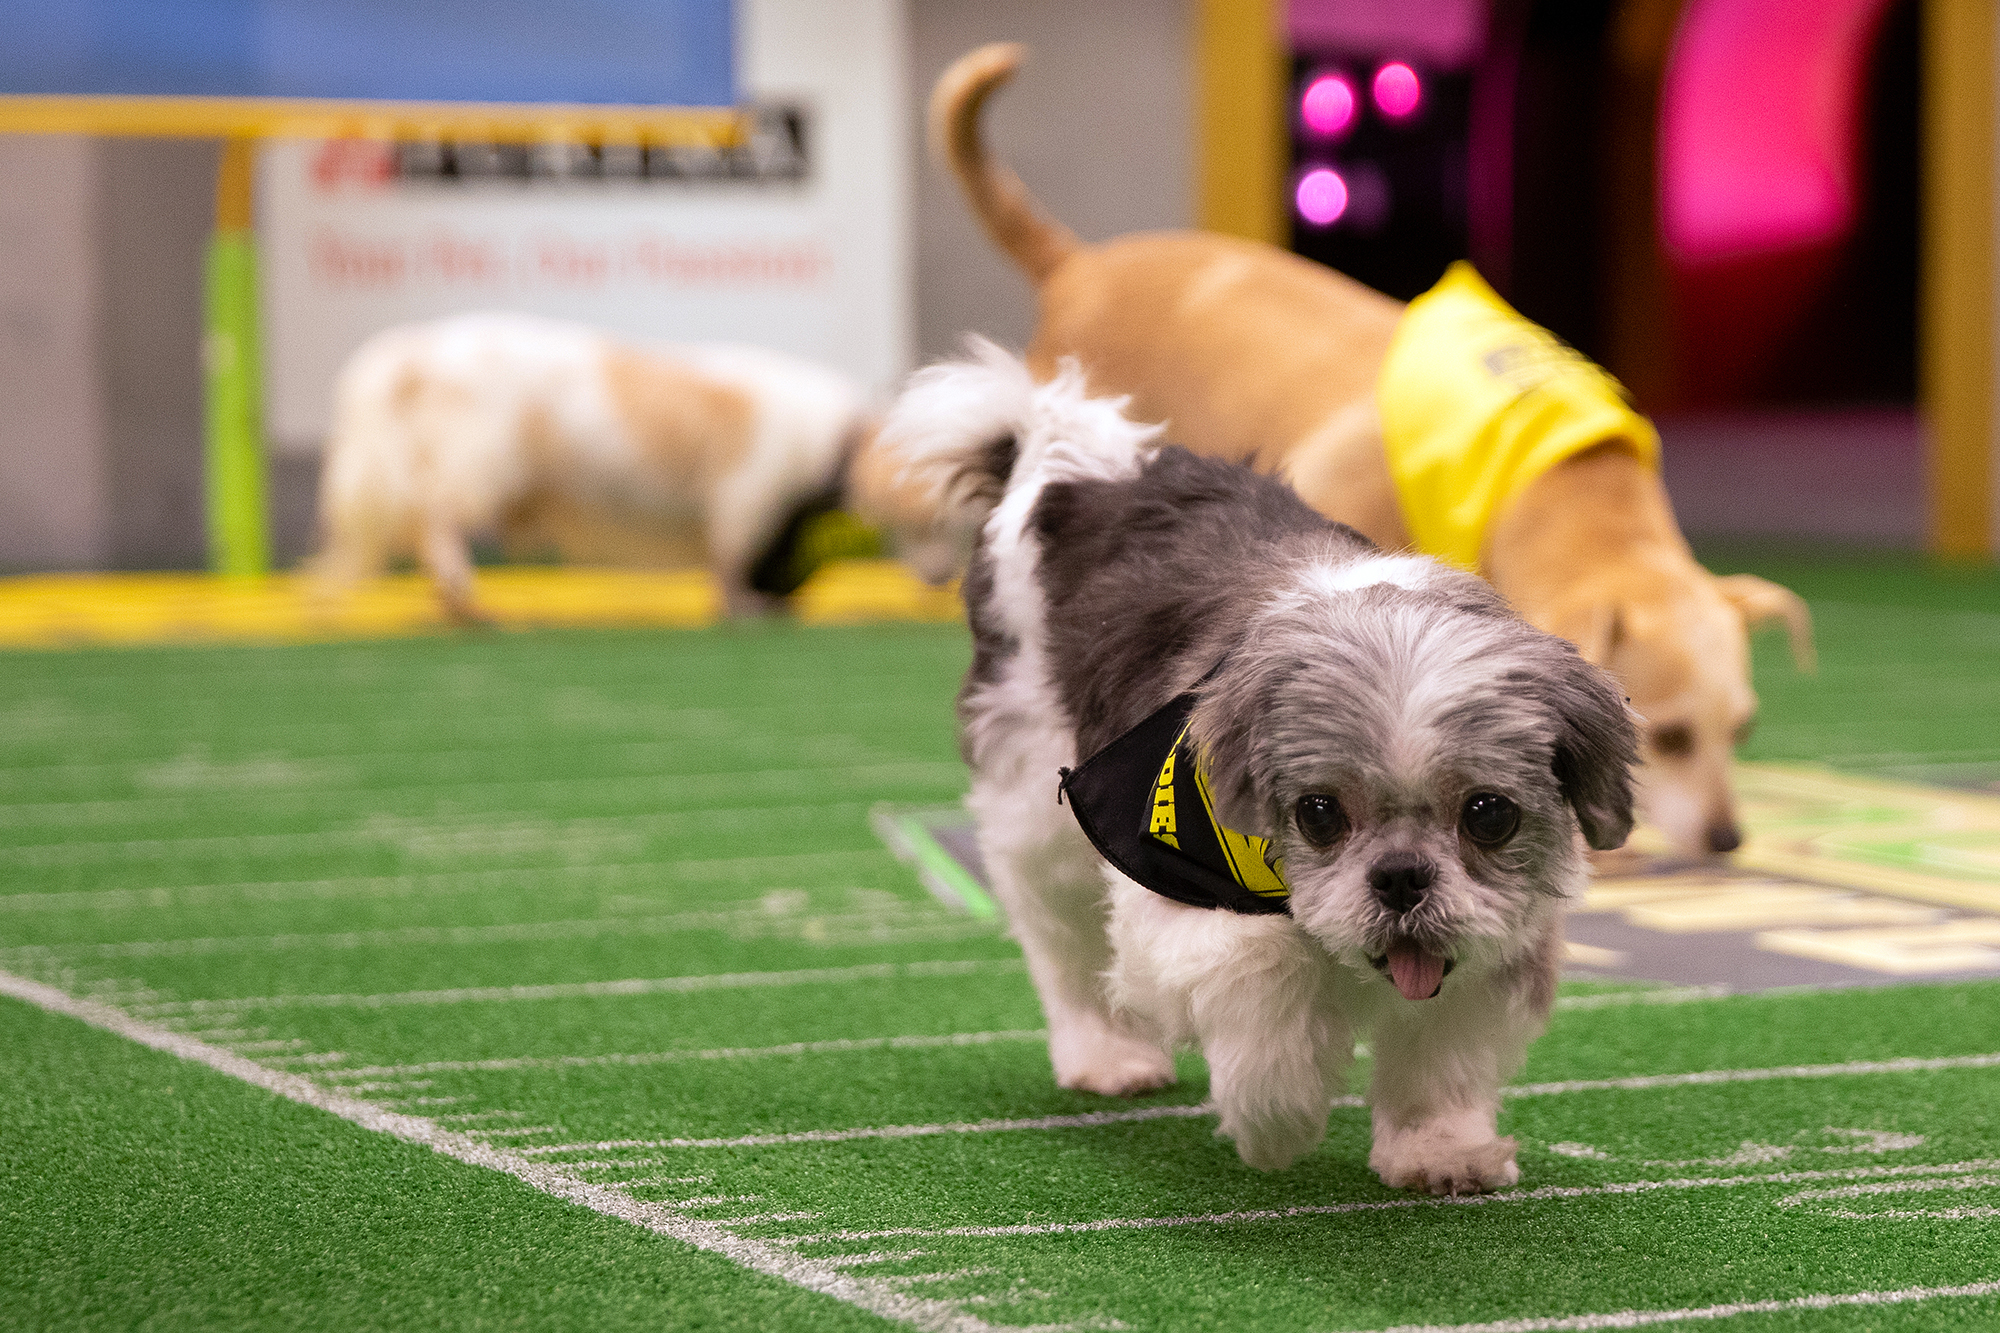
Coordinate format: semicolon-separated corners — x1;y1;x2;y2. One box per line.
1059;690;1290;916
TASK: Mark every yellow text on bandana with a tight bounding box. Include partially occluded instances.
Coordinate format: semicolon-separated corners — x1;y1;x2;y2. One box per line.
1148;727;1288;901
1377;261;1661;571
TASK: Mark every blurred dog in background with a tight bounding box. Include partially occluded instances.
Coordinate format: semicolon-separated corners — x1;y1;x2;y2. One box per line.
918;42;1814;862
316;312;883;622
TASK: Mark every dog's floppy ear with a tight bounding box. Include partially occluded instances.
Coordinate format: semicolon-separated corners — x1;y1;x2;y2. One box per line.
1538;643;1639;851
1185;656;1283;840
1715;574;1816;674
1547;600;1622;667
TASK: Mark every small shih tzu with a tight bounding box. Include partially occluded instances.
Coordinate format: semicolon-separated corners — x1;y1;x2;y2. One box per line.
881;340;1636;1194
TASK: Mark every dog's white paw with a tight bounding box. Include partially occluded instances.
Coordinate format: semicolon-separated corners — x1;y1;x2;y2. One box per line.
1370;1127;1520;1195
1220;1104;1327;1171
1050;1028;1176;1097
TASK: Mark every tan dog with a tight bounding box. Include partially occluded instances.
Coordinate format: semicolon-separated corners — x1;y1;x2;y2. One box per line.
923;43;1813;859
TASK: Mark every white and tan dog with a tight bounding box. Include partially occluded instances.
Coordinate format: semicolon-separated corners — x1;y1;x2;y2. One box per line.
316;312;871;622
886;341;1635;1191
920;43;1814;860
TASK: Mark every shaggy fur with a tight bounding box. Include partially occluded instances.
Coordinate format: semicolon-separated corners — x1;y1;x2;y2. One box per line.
882;341;1637;1193
315;312;868;622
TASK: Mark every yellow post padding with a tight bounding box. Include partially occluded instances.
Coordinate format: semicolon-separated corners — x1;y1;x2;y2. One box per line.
1921;0;1995;558
1377;262;1662;570
1196;0;1286;246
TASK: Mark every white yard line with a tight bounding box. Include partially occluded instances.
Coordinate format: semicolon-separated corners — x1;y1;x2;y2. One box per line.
341;1080;432;1093
0;850;899;915
0;800;873;869
1551;986;1731;1011
1778;1173;2000;1220
127;958;1027;1017
0;906;986;963
779;1159;2000;1245
0;967;1047;1333
0;763;964;831
1504;1052;2000;1097
517;1105;1223;1156
1352;1280;2000;1332
322;1029;1050;1081
823;1251;933;1268
512;1051;2000;1156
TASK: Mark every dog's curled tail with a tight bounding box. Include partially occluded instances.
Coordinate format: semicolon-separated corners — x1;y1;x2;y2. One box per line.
879;337;1160;527
930;43;1078;286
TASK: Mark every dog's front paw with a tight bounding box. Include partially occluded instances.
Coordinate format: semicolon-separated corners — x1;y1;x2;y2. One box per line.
1050;1028;1176;1097
1371;1128;1520;1195
1218;1103;1327;1171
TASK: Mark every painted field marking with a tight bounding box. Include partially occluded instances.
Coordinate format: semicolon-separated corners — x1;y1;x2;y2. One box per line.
512;1052;2000;1157
824;1251;933;1268
341;1080;432;1093
518;1104;1222;1155
321;1030;1050;1081
0;850;901;915
300;993;1740;1085
1758;919;2000;975
0;799;879;869
870;806;997;919
1350;1279;2000;1332
0;967;1052;1333
0;760;965;828
779;1159;2000;1245
127;957;1028;1016
1558;942;1627;970
1779;1172;2000;1220
1549;986;1729;1011
0;903;989;963
1503;1050;2000;1097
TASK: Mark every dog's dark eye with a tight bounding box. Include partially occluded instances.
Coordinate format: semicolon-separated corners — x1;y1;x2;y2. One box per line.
1294;794;1347;847
1460;792;1520;847
1651;723;1694;758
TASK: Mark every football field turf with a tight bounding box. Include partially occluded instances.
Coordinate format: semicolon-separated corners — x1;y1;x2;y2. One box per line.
2;553;1997;1331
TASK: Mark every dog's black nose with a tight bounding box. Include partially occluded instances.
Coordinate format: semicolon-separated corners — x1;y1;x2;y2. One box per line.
1706;823;1742;854
1369;852;1435;914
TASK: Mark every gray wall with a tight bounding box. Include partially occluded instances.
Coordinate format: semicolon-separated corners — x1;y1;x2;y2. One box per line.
98;138;216;570
910;0;1195;360
0;138;110;570
0;135;215;573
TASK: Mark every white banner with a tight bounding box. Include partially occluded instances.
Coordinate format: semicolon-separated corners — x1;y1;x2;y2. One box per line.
259;0;909;455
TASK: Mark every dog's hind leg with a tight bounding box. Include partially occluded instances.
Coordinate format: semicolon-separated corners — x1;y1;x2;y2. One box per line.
418;516;491;626
971;776;1175;1097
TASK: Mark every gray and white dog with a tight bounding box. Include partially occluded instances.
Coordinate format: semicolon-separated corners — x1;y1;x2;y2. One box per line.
881;340;1636;1194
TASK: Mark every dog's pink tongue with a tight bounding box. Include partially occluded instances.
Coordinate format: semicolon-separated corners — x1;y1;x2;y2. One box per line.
1387;944;1446;1001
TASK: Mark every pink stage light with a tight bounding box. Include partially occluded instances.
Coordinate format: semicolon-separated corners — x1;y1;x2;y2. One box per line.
1372;61;1421;118
1661;0;1891;261
1300;73;1357;137
1295;168;1349;226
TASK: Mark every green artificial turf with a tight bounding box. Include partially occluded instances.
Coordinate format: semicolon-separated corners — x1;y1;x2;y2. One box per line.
1702;545;2000;784
0;997;899;1333
0;558;1996;1331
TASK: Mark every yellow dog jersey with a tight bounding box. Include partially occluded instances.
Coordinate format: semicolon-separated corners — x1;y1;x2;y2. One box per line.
1376;262;1661;570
